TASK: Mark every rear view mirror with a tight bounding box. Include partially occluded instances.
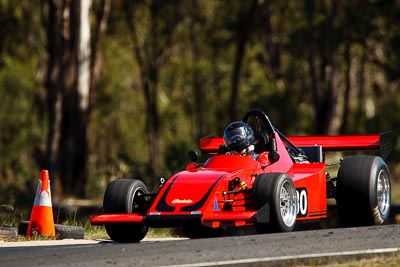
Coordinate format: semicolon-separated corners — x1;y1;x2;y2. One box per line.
187;150;198;163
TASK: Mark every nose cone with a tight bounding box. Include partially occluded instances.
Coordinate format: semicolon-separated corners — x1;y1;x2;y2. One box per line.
156;171;227;212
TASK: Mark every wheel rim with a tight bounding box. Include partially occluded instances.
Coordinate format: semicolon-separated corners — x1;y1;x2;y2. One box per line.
279;180;297;227
131;187;147;213
377;170;390;216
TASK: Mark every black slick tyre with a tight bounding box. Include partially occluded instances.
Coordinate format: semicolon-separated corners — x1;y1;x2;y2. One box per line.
336;156;391;227
253;173;297;233
103;179;149;243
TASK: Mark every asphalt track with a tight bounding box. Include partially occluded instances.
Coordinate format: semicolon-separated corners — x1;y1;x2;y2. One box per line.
1;224;400;266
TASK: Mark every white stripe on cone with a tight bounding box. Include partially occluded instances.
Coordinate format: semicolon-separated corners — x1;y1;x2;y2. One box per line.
33;180;52;207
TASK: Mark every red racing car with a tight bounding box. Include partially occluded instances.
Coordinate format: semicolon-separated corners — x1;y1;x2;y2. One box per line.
91;109;393;242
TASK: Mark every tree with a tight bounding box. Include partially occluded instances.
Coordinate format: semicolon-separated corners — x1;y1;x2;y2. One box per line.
304;0;341;134
42;0;109;197
229;0;260;121
1;0;400;202
123;0;183;178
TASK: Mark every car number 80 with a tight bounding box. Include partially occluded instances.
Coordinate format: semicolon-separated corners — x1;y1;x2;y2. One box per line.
296;188;308;217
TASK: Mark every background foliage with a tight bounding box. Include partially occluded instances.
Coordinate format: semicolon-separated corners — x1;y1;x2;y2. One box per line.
0;1;399;207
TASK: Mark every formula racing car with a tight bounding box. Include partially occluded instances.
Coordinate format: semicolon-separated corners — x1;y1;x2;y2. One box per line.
91;109;393;242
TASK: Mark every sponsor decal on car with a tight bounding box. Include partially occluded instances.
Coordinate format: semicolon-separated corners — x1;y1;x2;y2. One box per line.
172;199;194;204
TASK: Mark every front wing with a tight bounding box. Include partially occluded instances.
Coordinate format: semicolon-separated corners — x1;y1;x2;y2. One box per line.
91;210;260;228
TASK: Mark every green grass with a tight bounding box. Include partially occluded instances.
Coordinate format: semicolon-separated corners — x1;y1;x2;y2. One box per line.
0;205;26;228
83;223;108;240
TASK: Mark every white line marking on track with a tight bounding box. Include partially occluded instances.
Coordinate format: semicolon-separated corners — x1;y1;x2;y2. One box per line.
161;247;400;267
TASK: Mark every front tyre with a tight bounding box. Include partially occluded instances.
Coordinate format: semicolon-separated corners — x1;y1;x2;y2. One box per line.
336;156;391;227
103;179;149;242
253;173;297;233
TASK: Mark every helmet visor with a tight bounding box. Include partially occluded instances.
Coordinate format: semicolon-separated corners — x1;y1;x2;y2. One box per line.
224;127;247;147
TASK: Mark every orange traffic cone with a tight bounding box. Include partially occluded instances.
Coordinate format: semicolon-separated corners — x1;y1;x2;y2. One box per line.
26;170;55;237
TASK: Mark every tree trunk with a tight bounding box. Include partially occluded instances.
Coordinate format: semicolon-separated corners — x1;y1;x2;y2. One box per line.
43;0;64;199
305;0;340;135
66;0;91;197
77;0;91;112
43;0;106;198
58;0;83;197
124;2;162;178
306;16;322;133
143;70;161;178
229;0;259;121
355;50;367;132
260;1;282;79
123;0;181;179
90;0;111;92
189;0;204;139
340;43;351;134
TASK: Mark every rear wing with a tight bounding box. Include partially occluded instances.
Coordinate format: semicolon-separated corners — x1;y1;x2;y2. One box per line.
287;131;393;159
199;132;393;160
199;136;224;154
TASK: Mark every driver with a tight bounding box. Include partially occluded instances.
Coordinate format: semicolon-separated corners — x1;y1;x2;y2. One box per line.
223;121;256;156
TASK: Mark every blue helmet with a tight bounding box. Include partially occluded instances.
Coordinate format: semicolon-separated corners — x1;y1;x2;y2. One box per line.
223;121;255;153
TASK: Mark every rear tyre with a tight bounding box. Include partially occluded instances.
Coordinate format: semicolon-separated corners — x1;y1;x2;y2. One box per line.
336;156;391;227
103;179;149;242
253;173;297;233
